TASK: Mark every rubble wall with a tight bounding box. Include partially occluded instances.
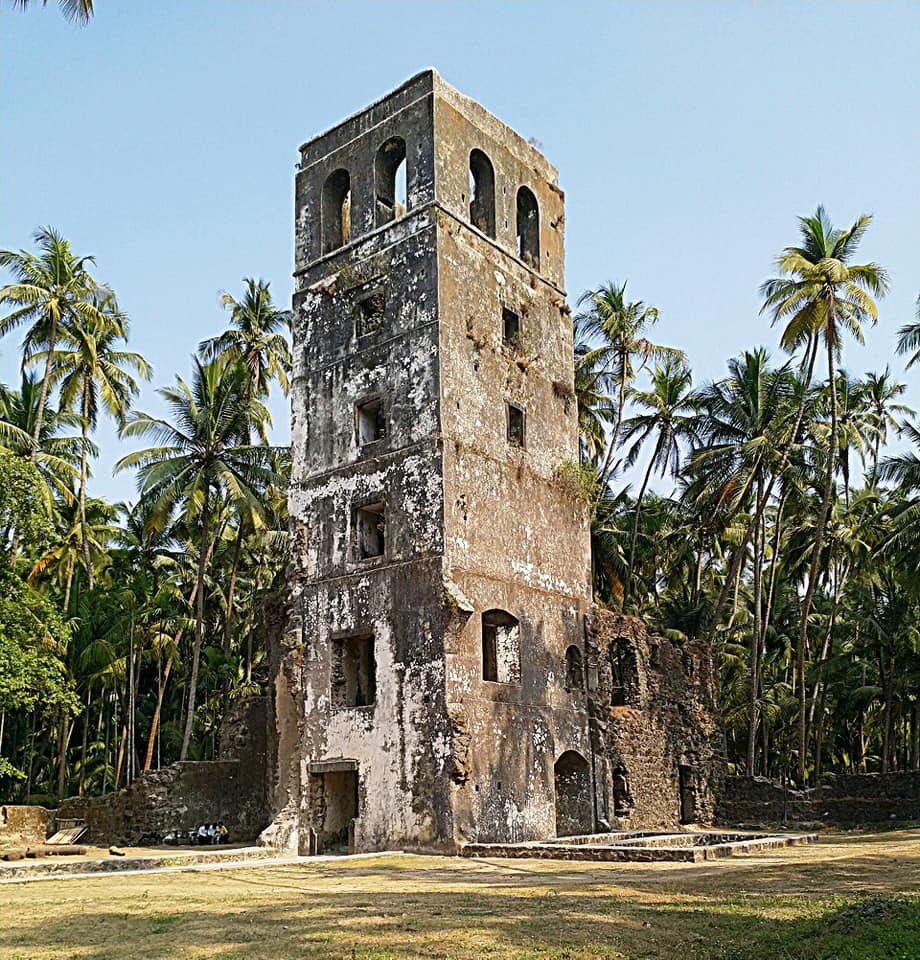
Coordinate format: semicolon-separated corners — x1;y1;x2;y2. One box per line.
56;759;268;845
718;772;920;824
587;611;725;830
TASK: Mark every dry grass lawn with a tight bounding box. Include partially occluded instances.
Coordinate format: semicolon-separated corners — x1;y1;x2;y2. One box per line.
1;828;917;960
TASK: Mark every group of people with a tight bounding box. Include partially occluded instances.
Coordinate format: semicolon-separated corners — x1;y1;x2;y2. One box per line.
161;822;231;846
195;822;230;845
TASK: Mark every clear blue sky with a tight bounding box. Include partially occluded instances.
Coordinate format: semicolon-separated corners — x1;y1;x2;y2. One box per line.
2;0;918;502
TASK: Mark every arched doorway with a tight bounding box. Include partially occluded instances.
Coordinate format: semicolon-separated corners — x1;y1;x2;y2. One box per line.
554;750;592;836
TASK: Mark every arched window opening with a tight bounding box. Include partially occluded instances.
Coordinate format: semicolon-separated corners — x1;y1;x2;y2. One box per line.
481;609;520;684
564;645;584;691
322;169;351;254
375;137;407;227
469;149;496;238
516;186;540;269
554;750;592;837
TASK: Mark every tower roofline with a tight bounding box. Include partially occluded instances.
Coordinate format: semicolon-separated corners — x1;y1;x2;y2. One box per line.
297;68;559;186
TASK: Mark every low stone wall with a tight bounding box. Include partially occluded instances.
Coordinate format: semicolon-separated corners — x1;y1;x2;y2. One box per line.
57;760;268;845
0;805;53;847
718;773;920;825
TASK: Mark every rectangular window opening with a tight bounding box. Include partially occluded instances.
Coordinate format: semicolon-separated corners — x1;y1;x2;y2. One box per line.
482;623;499;682
356;290;385;338
507;403;525;448
502;307;520;344
355;501;385;560
356;398;386;445
331;635;376;708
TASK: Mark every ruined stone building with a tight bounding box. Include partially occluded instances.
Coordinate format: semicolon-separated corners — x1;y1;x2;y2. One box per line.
262;70;724;855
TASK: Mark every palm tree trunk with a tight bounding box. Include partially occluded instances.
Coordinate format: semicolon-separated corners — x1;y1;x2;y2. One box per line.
710;334;820;640
79;378;94;590
30;315;58;457
63;553;75;613
747;480;765;776
180;490;211;761
625;451;656;603
143;649;174;772
78;683;91;796
56;709;73;801
594;352;629;501
795;335;838;783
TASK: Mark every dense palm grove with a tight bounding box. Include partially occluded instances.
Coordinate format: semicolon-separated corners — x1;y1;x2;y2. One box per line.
1;207;918;804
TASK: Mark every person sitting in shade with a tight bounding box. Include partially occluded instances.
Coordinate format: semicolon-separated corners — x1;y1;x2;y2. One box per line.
197;823;208;845
218;822;230;844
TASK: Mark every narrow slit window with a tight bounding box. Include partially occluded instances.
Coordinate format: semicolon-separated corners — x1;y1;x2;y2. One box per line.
375;137;407;227
516;186;540;269
469;149;496;238
331;635;376;708
507;403;525;448
502;307;520;344
356;289;385;338
481;610;520;684
322;169;351;254
356;398;386;445
355;502;385;560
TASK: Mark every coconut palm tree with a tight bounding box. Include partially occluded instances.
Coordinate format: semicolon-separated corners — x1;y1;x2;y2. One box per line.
9;0;93;24
760;205;889;782
115;356;275;760
619;358;699;606
575;281;684;491
862;368;913;484
35;293;150;589
199;278;292;409
0;371;83;504
896;295;920;372
0;228;107;457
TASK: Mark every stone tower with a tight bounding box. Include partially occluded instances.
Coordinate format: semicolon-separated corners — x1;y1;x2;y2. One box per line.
264;70;595;854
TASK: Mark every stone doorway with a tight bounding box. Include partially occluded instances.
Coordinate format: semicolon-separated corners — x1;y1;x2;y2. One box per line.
679;764;696;824
554;750;593;836
307;760;359;854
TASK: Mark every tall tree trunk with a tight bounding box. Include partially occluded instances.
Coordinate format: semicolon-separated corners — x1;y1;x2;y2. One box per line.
30;315;58;457
78;683;91;796
63;552;76;613
595;356;629;500
221;525;245;717
143;654;173;772
56;709;73;801
625;451;656;603
747;479;765;776
710;333;820;639
180;491;211;761
79;378;94;590
795;335;838;784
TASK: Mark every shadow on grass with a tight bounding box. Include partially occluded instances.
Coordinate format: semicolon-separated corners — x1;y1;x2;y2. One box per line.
0;879;916;960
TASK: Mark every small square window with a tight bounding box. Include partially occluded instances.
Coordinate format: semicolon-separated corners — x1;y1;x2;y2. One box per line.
355;502;385;560
502;307;520;344
356;289;385;338
356;398;386;445
507;403;525;447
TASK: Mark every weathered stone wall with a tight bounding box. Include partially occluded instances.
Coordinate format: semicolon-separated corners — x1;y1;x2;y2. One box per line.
267;70;727;854
586;612;725;831
718;773;920;825
56;759;268;845
0;804;53;847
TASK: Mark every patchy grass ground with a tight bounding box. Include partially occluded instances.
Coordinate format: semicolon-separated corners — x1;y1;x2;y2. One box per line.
1;829;917;960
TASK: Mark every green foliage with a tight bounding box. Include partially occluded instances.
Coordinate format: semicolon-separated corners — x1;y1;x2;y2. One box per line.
0;448;54;550
552;458;598;504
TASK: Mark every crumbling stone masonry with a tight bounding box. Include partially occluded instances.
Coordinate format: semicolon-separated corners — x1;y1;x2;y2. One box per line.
262;70;724;855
